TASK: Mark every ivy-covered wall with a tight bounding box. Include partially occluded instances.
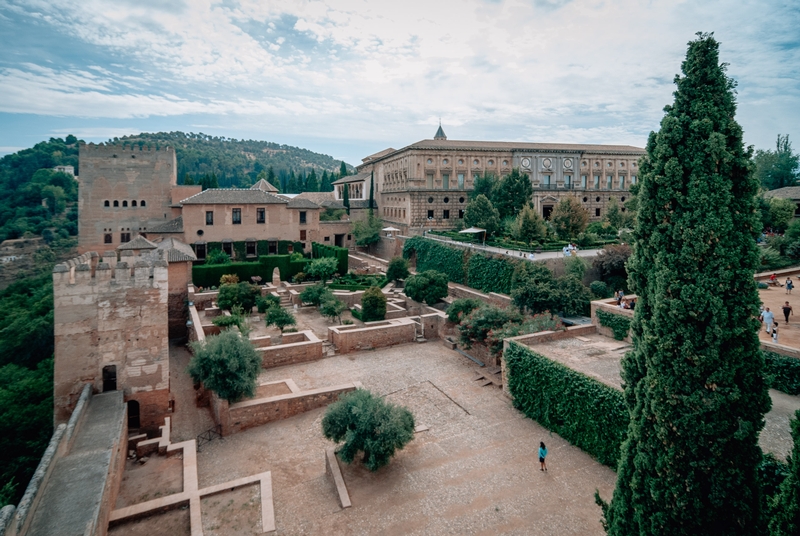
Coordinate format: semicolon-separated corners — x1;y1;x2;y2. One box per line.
504;340;628;467
467;254;516;295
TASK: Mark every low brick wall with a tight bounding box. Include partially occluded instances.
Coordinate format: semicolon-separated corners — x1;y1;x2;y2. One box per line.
257;330;324;369
250;335;272;348
212;381;362;435
761;341;800;359
417;311;449;340
328;318;417;354
448;283;513;308
590;297;635;342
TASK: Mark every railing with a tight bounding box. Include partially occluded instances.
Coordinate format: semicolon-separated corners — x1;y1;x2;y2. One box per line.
196;424;222;452
535;183;577;190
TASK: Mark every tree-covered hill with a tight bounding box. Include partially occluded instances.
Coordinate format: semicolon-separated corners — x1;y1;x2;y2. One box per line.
116;131;353;191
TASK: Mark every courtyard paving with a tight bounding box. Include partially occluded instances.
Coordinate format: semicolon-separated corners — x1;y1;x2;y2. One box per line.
182;342;615;535
531;333;800;460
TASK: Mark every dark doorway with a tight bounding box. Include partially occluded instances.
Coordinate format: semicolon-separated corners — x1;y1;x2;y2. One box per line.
542;205;554;220
334;234;345;247
128;400;140;429
102;365;117;392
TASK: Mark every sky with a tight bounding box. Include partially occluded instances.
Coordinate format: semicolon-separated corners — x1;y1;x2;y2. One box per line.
0;0;798;166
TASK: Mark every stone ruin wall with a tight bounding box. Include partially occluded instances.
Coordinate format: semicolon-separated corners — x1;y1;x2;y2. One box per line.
53;251;170;431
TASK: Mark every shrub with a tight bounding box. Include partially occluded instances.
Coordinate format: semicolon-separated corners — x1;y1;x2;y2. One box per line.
350;307;362;321
564;255;587;281
385;257;410;282
590;280;612;299
764;351;800;395
300;283;333;306
320;298;347;323
212;314;243;331
188;329;260;402
220;273;239;285
255;294;280;313
769;410;800;535
206;249;232;265
217;282;259;312
458;305;521;348
293;272;307;283
550;275;592;317
404;270;449;305
446;298;482;323
591;244;631;291
264;306;296;333
361;286;387;322
322;389;415;472
486;312;563;355
307;257;339;283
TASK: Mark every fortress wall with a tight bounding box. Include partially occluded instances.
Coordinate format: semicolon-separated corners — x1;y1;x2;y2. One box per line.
53;253;170;430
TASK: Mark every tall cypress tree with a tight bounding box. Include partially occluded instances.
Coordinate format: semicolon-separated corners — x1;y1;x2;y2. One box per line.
340;161;348;178
320;170;332;192
343;183;350;215
369;172;375;216
769;409;800;535
267;166;278;189
602;33;771;535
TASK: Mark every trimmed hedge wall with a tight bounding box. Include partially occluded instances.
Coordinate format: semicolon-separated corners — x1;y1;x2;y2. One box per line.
765;351;800;395
504;340;627;467
403;236;467;284
312;242;348;276
204;240;302;262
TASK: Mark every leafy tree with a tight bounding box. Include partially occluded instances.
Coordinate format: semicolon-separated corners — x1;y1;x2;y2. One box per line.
550;275;592;316
322;389;414;472
300;283;333;306
768;197;796;232
342;183;351;214
591;244;631;292
307;257;339;283
604;198;624;230
219;273;239;285
755;134;800;190
188;329;260;402
590;280;612;299
0;273;56;368
564;255;587;281
470;172;496;200
212;313;244;332
404;270;448;305
600;34;771;535
769;409;800;535
256;294;280;313
458;305;521;348
550;197;589;239
320;298;347;323
493;168;533;219
265;305;296;333
361;286;387;322
320;207;346;221
516;203;547;243
446;298;482;323
464;194;500;236
352;215;382;252
385;257;409;283
216;282;259;312
205;249;232;265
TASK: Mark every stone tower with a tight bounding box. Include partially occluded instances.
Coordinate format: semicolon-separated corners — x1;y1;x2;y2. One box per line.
78;143;177;254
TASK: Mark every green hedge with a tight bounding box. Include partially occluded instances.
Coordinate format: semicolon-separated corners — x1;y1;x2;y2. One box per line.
504;340;628;467
193;262;263;288
201;240;302;263
764;351;800;395
312;242;348;276
467;253;516;295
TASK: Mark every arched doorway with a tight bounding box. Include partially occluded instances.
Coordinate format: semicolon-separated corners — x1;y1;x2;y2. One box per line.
102;365;117;392
127;400;140;429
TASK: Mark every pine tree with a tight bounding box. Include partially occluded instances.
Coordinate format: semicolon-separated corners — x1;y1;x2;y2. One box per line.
601;33;770;535
492;168;533;219
320;170;332;192
343;183;350;215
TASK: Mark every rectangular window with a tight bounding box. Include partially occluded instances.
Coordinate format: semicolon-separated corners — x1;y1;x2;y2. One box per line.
232;208;241;225
595;208;601;217
457;173;465;189
631;175;637;185
300;230;307;241
442;173;450;190
120;232;131;243
324;236;330;242
427;210;434;219
581;175;587;188
347;234;352;240
206;211;214;225
427;173;434;188
246;241;256;257
222;242;233;256
256;208;265;223
268;241;277;254
606;175;613;190
443;210;450;219
542;174;551;187
564;174;572;187
195;243;206;260
299;211;307;224
594;175;600;189
104;233;112;244
458;209;465;219
619;177;625;190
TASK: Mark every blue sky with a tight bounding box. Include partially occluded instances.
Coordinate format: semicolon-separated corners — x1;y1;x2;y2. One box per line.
0;0;798;165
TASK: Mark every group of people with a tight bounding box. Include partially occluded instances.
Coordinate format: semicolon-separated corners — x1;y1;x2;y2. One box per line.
768;273;795;294
562;243;579;257
613;290;636;310
760;302;794;343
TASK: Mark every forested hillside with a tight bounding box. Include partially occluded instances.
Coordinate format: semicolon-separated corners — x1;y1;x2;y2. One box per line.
117;131;352;192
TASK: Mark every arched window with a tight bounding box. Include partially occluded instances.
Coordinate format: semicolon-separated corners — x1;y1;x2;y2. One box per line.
104;200;110;207
131;200;137;207
113;200;119;207
122;200;128;207
141;200;146;207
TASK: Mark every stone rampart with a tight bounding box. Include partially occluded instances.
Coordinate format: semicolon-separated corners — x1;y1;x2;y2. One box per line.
328;317;417;354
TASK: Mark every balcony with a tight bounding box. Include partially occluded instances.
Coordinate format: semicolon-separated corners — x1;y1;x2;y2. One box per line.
535;183;577;190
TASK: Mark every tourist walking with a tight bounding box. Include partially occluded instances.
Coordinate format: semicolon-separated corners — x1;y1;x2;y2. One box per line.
783;302;793;324
773;322;779;343
538;441;548;472
760;307;775;334
787;278;794;294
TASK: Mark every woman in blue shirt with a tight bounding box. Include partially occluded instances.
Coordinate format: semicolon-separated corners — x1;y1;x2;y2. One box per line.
539;442;548;472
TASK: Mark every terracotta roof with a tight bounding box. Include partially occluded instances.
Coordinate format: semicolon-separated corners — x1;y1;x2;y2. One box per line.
286;197;320;209
148;216;183;233
156;237;197;262
179;188;287;205
332;172;371;185
250;179;279;193
764;187;800;200
361;148;396;162
117;235;158;250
